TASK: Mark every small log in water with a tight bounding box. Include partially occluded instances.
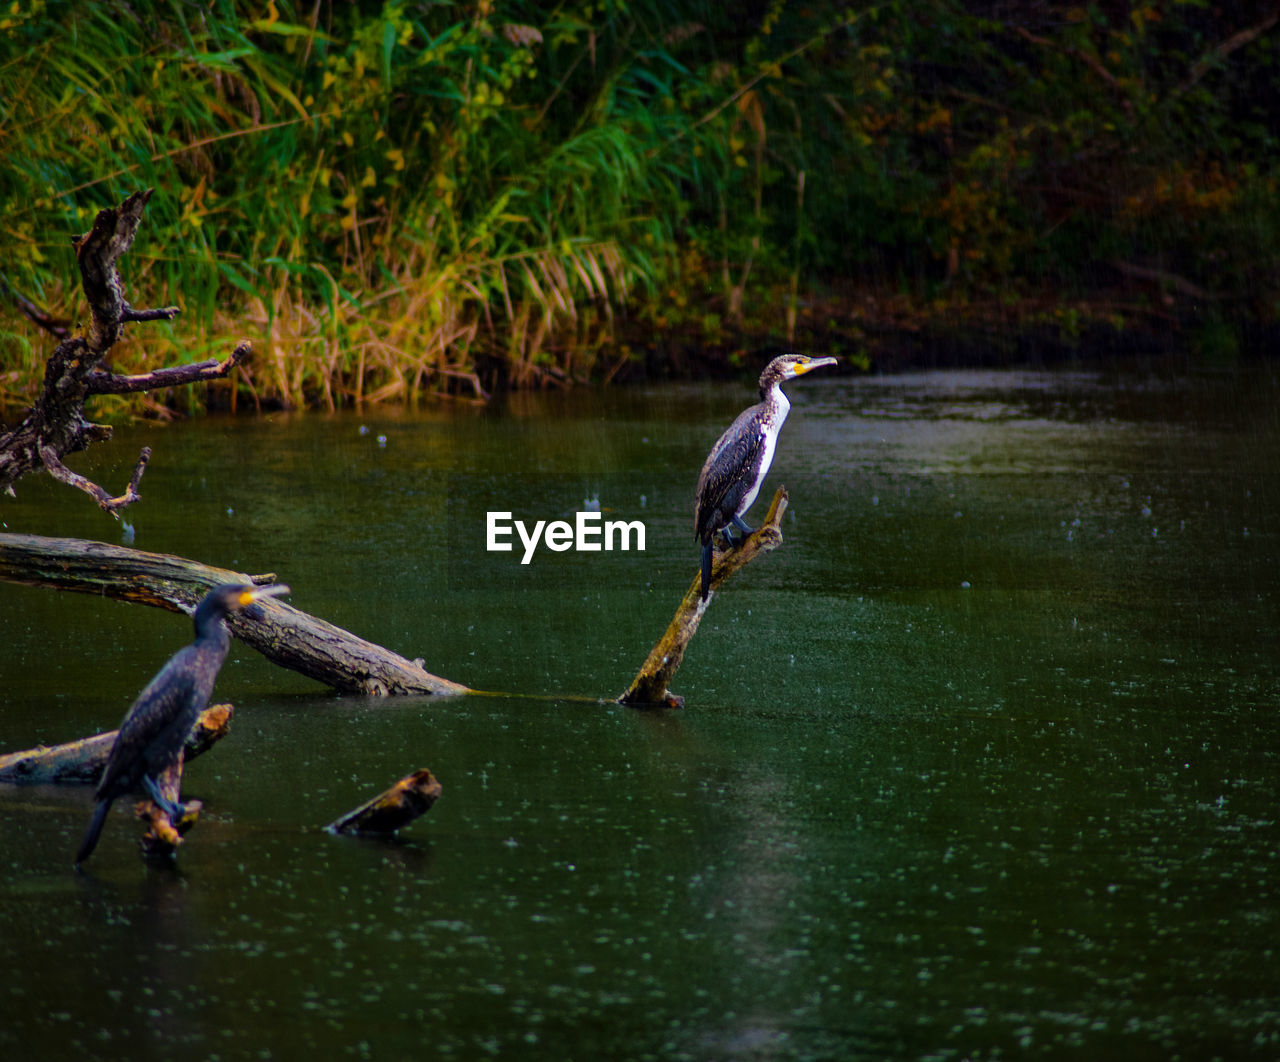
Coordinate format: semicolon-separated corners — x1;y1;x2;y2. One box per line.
0;704;233;785
619;487;789;709
325;768;443;835
0;533;468;696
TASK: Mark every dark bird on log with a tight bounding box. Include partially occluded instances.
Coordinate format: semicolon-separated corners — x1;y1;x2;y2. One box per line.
694;353;837;600
74;582;290;865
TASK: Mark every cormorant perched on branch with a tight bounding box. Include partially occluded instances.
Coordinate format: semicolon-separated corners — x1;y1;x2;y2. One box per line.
75;582;290;865
694;353;837;600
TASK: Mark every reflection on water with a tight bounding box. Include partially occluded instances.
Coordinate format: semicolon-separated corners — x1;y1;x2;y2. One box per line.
2;366;1278;1059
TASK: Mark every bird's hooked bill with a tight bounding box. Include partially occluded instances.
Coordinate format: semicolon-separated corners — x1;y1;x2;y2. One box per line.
793;356;838;375
237;583;291;607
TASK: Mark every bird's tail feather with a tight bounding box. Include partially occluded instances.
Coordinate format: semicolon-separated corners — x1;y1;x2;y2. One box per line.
700;540;713;601
75;800;111;865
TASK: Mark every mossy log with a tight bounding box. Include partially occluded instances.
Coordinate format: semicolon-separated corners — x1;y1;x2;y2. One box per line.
0;533;468;695
0;704;232;785
619;487;789;709
325;768;443;835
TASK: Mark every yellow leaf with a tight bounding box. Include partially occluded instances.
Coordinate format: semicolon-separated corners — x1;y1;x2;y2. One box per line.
361;167;376;188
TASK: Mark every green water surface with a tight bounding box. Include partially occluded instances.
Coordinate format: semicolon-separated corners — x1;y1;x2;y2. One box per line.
1;366;1277;1060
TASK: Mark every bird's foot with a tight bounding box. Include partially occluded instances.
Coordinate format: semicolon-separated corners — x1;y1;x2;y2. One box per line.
731;516;755;538
142;774;188;821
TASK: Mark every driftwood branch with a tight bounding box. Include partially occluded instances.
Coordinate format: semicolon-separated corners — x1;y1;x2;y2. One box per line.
0;704;232;785
619;487;789;709
0;189;244;513
39;443;151;513
325;768;443;835
86;342;250;395
1;276;70;339
0;533;469;696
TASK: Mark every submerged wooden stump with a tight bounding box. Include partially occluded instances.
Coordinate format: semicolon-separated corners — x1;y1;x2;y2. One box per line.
325;769;443;836
137;755;200;861
619;487;789;709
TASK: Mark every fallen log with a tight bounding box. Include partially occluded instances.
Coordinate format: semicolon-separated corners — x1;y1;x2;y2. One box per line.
325;768;442;835
0;704;232;785
0;533;469;696
619;487;789;709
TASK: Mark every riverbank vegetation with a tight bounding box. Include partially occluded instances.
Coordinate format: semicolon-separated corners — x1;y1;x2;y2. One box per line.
2;1;1278;411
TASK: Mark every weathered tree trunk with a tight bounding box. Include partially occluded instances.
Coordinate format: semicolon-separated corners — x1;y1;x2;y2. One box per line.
325;768;442;835
619;487;789;709
0;704;232;785
0;533;469;695
0;189;246;512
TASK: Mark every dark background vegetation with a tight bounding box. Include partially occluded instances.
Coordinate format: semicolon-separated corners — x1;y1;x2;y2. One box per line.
2;0;1278;410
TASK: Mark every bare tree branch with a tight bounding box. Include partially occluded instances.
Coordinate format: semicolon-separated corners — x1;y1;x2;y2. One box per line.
0;189;246;514
38;444;151;513
86;342;250;396
1181;6;1280;93
1;276;70;339
121;305;181;325
1013;26;1133;115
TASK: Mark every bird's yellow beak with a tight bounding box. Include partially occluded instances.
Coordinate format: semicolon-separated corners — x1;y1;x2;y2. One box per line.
792;356;838;376
237;583;290;608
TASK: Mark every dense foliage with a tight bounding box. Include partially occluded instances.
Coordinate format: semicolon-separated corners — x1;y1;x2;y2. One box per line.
2;1;1277;408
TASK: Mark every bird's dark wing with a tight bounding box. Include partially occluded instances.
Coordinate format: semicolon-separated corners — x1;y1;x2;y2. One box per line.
95;648;201;801
694;403;767;542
